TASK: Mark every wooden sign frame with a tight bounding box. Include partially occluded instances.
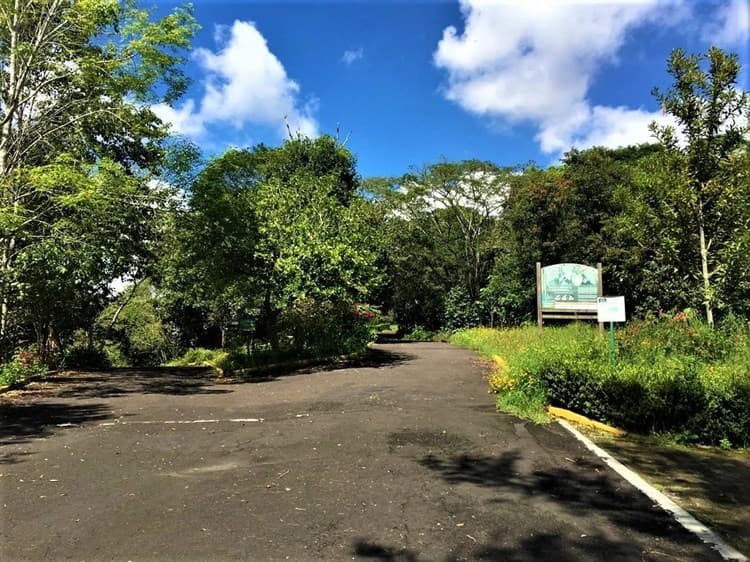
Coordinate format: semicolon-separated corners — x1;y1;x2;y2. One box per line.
536;262;603;332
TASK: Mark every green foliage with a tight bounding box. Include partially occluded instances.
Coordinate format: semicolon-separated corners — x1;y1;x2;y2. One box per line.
98;280;179;366
402;325;434;342
1;0;197;358
62;345;111;370
0;348;47;386
167;299;373;375
452;317;750;447
372;160;508;330
158;136;380;350
278;299;373;357
166;347;231;374
497;387;550;425
443;286;482;331
649;47;750;324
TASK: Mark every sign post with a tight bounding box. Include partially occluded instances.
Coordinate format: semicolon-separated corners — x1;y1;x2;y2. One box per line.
597;296;626;364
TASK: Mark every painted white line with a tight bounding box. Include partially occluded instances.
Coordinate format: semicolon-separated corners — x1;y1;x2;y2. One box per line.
558;419;748;561
98;418;263;427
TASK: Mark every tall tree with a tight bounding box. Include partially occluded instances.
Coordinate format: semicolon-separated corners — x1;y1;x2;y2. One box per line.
372;161;508;329
650;47;749;325
159;136;380;349
0;0;196;356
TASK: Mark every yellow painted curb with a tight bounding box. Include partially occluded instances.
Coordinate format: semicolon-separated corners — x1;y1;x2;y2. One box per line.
547;406;626;436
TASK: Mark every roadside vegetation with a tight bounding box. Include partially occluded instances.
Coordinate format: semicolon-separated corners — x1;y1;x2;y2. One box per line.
452;312;750;448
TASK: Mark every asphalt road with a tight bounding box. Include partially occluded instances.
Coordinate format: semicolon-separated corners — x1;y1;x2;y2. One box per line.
1;342;721;561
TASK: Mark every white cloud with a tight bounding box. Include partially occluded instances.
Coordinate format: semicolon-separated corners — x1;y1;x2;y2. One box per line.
434;0;688;154
152;99;205;137
703;0;750;47
153;20;318;140
567;106;678;151
342;48;364;65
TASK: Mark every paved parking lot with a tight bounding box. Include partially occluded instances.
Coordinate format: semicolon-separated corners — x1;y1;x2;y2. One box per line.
1;343;720;560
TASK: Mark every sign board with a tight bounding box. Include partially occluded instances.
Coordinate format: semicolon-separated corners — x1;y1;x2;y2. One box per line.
540;263;599;312
238;318;256;332
597;296;626;323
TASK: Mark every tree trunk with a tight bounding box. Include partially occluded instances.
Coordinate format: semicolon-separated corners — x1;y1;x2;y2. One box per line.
698;220;714;328
0;0;21;353
105;278;144;339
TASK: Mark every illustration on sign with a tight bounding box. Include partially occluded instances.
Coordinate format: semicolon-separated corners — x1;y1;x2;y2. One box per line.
540;263;599;311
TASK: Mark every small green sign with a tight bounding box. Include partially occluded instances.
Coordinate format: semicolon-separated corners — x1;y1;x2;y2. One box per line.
238;318;256;331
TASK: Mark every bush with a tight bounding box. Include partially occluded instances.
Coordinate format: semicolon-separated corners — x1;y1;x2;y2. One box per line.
402;325;433;341
278;298;373;356
166;348;231;375
443;286;482;331
0;348;48;386
451;314;750;447
63;345;111;370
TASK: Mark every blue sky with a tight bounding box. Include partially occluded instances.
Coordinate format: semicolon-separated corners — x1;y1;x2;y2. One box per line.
151;0;750;178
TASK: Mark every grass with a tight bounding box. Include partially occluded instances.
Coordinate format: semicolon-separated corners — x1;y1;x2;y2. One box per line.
450;312;750;448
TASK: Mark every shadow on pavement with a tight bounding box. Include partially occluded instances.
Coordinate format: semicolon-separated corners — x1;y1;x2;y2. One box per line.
36;367;231;399
352;531;652;562
353;540;419;561
407;450;717;561
0;402;113;464
227;347;415;384
600;436;750;554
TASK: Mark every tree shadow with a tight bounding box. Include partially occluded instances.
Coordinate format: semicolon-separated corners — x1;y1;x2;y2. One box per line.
419;450;692;536
351;446;722;560
352;539;419;561
411;449;721;560
601;437;750;509
599;436;750;553
35;367;232;399
351;531;651;562
0;401;113;464
227;347;415;384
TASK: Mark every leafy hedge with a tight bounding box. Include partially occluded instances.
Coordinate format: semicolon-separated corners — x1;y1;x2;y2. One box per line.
167;299;374;375
451;313;750;448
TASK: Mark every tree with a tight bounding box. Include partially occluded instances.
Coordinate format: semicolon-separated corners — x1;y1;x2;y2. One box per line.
373;160;508;328
0;0;197;356
158;136;381;349
158;148;265;347
650;47;749;325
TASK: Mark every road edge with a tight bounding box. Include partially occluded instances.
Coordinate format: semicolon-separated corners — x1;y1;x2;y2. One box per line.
557;419;748;562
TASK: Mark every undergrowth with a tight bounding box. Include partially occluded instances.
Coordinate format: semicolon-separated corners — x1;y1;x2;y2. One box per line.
451;311;750;448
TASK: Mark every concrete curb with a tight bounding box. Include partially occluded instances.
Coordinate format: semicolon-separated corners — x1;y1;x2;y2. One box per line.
547;406;626;436
558;419;747;561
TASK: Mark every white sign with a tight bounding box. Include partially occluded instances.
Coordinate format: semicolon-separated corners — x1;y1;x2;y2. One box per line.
597;296;626;323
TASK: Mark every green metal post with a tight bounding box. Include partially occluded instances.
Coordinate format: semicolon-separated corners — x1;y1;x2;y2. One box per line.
609;321;616;365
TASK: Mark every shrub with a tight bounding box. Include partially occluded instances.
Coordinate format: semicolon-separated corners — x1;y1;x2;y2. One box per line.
402;325;433;341
443;286;482;331
63;345;111;370
451;314;750;447
278;298;373;356
166;347;231;375
0;348;48;386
